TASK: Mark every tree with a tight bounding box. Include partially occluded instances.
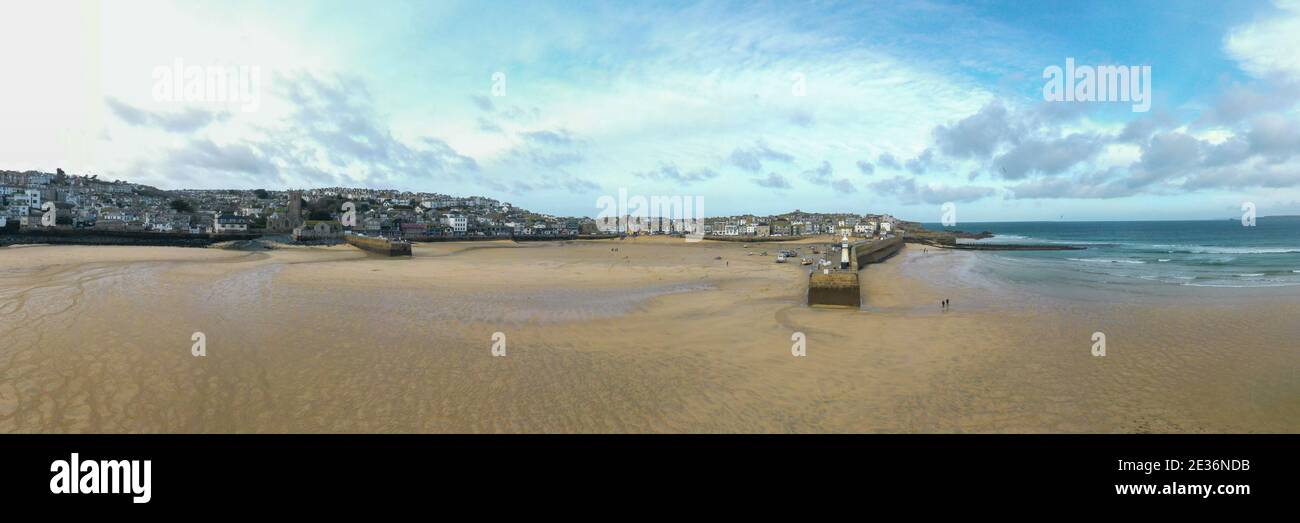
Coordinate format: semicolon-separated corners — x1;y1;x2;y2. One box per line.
253;189;270;199
305;196;343;221
169;199;194;213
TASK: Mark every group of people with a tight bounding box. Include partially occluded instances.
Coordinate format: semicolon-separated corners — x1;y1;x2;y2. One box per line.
941;298;951;311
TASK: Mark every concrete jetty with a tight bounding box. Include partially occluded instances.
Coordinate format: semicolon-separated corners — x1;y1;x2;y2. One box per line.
806;236;903;308
807;270;861;308
848;236;903;269
344;234;412;256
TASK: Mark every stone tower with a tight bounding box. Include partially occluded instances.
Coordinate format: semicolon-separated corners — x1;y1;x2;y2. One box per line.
288;190;304;228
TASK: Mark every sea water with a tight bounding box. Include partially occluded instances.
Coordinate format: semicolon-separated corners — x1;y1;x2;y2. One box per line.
923;216;1300;289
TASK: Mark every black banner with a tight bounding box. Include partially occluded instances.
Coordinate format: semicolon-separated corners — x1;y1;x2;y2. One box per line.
1;434;1292;512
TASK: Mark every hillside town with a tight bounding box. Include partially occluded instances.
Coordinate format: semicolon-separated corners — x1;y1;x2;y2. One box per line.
605;210;901;239
1;169;903;241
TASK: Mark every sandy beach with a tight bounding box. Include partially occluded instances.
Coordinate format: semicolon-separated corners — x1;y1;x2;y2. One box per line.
0;238;1296;433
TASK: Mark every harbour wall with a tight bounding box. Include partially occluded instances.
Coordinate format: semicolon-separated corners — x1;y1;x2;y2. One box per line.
0;229;260;248
807;270;861;308
848;236;904;270
345;234;412;256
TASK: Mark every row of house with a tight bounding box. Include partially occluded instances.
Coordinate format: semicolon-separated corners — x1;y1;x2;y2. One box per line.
3;170;905;242
592;213;899;238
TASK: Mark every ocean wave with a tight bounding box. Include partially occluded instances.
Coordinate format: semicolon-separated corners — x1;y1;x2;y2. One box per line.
979;236;1116;246
1157;258;1171;262
1151;245;1300;254
1236;273;1266;277
1067;257;1145;264
1182;281;1300;288
1188;257;1238;266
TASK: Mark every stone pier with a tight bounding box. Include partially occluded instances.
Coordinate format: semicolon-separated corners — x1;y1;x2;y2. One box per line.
807;236;903;308
344;234;412;256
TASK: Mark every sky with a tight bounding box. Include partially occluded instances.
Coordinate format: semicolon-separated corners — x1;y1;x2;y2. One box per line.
2;0;1299;221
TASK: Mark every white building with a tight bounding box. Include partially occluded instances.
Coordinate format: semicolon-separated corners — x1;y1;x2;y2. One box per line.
853;221;876;236
13;189;41;210
99;208;127;222
443;214;467;234
214;213;251;233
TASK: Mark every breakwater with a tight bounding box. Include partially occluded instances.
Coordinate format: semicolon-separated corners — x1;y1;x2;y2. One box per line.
344;234;412;256
848;236;904;270
904;237;1083;251
407;234;620;243
808;270;861;307
0;228;260;248
806;237;901;308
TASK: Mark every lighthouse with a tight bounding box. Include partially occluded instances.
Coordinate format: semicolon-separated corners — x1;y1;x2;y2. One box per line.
839;232;851;269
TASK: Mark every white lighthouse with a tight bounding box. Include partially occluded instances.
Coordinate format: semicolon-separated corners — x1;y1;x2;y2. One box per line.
840;232;851;269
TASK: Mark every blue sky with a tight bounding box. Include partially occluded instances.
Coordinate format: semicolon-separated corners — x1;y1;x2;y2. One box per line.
3;0;1300;221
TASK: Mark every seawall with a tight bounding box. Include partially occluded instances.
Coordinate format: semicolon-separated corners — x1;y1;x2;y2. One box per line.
808;270;861;308
344;234;412;256
406;234;621;243
848;236;904;270
806;237;901;308
0;229;260;248
904;237;1083;250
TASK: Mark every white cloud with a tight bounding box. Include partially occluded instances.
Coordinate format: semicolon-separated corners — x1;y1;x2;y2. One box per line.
1224;0;1300;79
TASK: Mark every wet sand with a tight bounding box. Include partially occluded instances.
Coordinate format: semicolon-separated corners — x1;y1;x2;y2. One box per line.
0;239;1296;433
